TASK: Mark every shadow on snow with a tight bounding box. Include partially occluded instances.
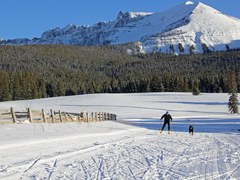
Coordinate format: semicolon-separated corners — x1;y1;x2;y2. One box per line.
118;117;240;134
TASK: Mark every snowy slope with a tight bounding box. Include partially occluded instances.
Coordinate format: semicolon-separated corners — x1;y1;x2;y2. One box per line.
0;93;240;179
141;1;240;53
1;1;240;54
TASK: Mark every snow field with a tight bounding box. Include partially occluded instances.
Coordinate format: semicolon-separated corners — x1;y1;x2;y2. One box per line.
0;92;239;179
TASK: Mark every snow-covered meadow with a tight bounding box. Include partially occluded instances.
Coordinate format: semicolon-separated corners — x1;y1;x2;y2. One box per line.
0;93;239;179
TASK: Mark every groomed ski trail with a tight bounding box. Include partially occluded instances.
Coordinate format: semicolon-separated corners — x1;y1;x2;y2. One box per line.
1;129;240;180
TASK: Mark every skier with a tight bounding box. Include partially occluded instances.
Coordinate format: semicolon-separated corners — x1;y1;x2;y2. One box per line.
160;111;173;134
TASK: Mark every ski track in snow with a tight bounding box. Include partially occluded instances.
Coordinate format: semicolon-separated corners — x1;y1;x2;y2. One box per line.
1;129;240;180
0;93;240;179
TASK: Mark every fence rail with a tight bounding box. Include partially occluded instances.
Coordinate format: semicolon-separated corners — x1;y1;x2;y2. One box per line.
0;107;117;124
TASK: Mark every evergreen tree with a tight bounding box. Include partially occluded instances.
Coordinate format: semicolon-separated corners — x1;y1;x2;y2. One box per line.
226;44;230;51
228;73;239;114
0;72;12;101
201;43;211;53
12;74;23;100
56;82;65;96
189;45;195;54
228;93;238;114
150;76;164;92
178;43;185;53
23;73;39;99
39;79;47;98
192;81;200;95
169;44;175;53
46;83;55;97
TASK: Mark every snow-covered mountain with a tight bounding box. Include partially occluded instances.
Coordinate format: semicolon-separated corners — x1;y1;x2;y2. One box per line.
1;1;240;54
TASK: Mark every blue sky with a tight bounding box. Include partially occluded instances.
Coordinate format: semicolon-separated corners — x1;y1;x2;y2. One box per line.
0;0;239;39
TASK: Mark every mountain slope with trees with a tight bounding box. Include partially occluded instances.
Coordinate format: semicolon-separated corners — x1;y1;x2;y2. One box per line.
0;45;239;101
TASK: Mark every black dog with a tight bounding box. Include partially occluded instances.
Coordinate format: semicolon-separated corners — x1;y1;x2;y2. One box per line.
189;125;194;135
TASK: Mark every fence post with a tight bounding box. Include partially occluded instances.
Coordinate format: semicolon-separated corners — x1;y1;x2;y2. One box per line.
98;112;101;121
86;112;89;122
97;112;99;121
77;116;81;122
27;108;33;123
104;113;106;121
94;112;96;121
91;112;94;122
63;112;68;122
59;110;63;122
42;109;46;123
50;109;55;123
10;107;17;123
80;112;83;122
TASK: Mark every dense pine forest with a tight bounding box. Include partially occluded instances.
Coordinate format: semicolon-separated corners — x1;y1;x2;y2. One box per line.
0;44;240;101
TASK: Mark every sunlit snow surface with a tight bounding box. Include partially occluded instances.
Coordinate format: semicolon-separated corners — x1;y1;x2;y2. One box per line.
0;93;239;179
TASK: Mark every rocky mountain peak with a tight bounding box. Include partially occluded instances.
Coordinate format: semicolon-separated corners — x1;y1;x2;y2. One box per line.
0;1;240;54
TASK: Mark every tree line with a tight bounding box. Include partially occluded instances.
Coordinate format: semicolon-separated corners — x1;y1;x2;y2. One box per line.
0;45;239;102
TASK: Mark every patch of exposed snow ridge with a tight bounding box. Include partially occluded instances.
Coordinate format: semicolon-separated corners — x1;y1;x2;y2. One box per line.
121;12;153;19
185;1;194;5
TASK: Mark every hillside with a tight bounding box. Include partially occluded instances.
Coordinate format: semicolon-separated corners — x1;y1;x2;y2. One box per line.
0;45;240;101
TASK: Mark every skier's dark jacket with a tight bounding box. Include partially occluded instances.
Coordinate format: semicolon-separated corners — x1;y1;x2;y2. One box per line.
161;113;172;123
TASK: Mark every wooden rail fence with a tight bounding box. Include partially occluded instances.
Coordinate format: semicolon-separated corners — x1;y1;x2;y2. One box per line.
0;107;117;124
